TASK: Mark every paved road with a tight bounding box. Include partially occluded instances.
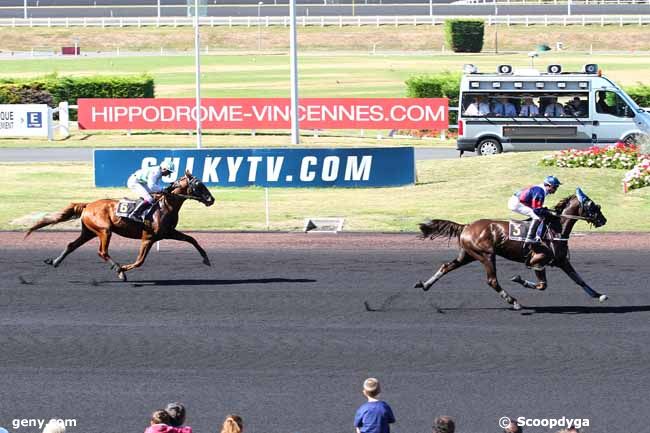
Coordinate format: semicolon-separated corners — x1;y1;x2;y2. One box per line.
0;235;648;433
0;4;648;18
0;147;469;162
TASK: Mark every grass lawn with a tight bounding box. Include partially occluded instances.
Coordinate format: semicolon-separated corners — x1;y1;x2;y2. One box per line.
2;152;648;232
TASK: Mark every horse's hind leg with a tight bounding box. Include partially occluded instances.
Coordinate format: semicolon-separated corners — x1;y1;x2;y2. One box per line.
511;268;548;291
478;253;521;310
45;224;97;268
415;249;475;291
95;230;124;279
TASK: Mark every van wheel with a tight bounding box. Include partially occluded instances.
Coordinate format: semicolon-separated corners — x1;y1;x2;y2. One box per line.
477;138;503;155
623;134;645;145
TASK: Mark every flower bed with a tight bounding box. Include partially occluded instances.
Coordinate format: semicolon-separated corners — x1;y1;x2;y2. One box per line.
540;142;640;170
540;142;650;191
623;156;650;191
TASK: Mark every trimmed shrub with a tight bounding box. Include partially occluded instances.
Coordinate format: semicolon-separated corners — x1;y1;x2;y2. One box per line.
0;74;154;106
623;83;650;108
444;19;484;53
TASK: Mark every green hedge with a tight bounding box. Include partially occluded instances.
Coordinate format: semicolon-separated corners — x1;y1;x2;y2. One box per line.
624;83;650;108
0;74;155;106
444;19;484;53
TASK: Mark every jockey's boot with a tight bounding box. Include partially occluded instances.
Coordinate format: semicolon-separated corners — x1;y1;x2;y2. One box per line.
523;219;542;252
129;201;150;222
143;202;158;222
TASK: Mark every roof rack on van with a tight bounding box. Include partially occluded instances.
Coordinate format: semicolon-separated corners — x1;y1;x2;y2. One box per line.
462;63;600;76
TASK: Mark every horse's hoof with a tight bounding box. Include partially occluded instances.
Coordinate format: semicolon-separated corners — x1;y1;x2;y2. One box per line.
44;258;54;266
117;271;127;282
414;280;429;291
513;301;522;311
203;257;211;266
599;294;608;303
510;275;524;284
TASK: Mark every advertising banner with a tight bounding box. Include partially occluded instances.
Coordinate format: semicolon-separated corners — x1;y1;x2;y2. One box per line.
94;147;415;188
78;98;448;130
0;104;49;137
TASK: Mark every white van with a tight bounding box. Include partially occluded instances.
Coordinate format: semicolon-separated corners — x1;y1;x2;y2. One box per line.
456;63;650;155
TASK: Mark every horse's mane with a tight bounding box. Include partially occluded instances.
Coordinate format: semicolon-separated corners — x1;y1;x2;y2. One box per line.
554;194;576;214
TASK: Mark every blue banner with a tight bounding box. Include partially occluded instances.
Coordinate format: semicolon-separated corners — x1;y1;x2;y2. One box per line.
94;148;415;188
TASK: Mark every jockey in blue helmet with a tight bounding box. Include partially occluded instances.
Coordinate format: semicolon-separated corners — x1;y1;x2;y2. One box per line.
508;175;562;246
126;160;175;221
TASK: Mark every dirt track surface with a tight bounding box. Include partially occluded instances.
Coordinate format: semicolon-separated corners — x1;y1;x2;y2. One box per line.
1;232;649;433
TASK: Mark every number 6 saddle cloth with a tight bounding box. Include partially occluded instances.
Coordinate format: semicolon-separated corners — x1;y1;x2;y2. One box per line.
115;198;158;223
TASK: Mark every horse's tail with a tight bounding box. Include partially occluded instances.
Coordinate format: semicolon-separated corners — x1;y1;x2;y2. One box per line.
24;202;88;238
418;219;466;242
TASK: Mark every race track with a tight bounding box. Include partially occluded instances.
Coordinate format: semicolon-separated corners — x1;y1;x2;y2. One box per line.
1;232;649;433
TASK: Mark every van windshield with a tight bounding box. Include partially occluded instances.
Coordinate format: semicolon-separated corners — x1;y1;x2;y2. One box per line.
461;92;590;118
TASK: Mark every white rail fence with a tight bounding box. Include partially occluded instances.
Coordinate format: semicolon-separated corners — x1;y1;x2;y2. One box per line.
1;15;650;27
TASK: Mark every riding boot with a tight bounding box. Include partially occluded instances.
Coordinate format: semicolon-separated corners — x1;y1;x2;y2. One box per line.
524;219;542;247
129;201;150;221
143;202;158;222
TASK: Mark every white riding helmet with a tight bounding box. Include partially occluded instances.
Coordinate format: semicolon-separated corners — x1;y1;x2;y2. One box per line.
160;160;176;173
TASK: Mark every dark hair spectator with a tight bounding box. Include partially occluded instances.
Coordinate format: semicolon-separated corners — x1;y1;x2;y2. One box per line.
432;415;455;433
220;414;244;433
166;402;187;427
145;408;192;433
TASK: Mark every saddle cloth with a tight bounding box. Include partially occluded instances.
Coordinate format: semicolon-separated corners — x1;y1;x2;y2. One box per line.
115;198;144;221
508;219;545;242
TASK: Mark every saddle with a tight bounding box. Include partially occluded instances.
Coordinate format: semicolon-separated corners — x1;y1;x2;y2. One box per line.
508;218;546;242
115;198;157;224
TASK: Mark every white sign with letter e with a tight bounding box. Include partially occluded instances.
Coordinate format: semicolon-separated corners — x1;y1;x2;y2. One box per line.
0;104;49;137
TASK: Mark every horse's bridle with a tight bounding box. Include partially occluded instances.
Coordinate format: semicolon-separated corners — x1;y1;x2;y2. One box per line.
167;177;202;201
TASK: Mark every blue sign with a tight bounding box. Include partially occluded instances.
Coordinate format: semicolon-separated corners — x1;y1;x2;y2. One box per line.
26;111;42;128
94;148;415;188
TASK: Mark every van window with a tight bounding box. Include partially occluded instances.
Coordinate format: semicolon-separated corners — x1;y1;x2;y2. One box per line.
460;92;589;118
596;90;634;118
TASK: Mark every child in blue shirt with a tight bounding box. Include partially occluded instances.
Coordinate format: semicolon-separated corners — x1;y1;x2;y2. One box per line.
354;378;396;433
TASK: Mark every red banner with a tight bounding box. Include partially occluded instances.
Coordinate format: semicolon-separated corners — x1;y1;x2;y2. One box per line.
77;98;448;130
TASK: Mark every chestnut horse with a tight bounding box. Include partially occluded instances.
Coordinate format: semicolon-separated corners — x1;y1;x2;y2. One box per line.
414;188;608;310
25;170;214;281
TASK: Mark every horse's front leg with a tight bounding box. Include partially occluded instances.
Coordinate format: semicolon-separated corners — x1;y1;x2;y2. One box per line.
166;229;211;266
511;268;548;291
559;260;608;302
119;238;156;275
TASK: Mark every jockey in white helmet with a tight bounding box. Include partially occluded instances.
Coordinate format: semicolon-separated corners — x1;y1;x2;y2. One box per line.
126;160;175;221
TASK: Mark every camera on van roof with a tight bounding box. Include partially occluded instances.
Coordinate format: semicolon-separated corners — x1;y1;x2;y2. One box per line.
547;64;562;74
583;64;599;74
463;64;479;74
497;64;513;74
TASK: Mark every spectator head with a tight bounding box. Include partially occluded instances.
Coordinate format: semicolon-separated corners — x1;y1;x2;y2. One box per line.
42;420;66;433
523;97;534;105
165;402;187;427
362;377;381;398
556;429;579;433
499;97;509;103
220;414;243;433
151;409;172;426
503;419;523;433
432;415;455;433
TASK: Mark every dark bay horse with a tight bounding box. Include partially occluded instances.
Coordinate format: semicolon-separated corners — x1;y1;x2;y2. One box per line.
414;188;608;310
25;170;215;281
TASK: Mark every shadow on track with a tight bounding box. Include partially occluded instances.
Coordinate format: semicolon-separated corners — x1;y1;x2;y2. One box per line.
434;305;650;315
129;278;317;287
523;305;650;315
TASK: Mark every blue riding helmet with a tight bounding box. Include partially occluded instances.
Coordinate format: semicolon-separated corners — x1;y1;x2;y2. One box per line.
544;175;562;188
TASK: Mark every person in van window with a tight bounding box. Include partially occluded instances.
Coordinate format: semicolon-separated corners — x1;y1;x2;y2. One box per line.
565;96;586;117
596;92;612;114
519;97;539;117
493;97;517;117
464;96;490;116
543;97;565;117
